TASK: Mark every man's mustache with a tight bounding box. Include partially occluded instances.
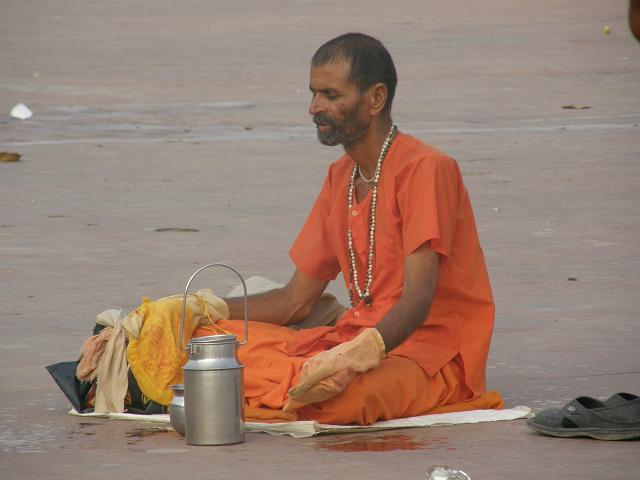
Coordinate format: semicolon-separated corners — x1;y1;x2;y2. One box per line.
313;114;337;127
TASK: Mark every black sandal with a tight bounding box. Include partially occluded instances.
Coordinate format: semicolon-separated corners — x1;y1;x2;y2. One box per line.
527;395;640;440
604;392;639;407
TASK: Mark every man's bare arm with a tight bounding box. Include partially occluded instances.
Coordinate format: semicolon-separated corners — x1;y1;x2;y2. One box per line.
224;269;328;326
375;243;439;352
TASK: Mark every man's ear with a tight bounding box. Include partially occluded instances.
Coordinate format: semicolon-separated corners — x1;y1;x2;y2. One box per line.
368;83;388;115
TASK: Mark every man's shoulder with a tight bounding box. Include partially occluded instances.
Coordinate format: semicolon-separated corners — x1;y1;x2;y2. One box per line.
325;153;353;179
393;132;457;171
329;153;352;170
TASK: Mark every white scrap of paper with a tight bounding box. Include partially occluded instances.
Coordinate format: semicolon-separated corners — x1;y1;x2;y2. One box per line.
10;103;33;120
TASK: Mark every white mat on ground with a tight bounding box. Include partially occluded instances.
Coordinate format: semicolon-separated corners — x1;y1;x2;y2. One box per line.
69;406;531;438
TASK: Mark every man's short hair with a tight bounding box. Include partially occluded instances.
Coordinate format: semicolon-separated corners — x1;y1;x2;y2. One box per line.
311;33;397;113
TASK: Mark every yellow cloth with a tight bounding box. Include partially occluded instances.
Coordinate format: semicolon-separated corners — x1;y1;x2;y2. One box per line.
284;328;385;411
126;289;229;406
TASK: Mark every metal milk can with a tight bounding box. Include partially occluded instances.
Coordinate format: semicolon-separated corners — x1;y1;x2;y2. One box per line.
169;384;185;435
178;263;249;446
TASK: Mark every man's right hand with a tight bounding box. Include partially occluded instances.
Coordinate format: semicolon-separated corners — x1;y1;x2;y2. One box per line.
225;269;328;326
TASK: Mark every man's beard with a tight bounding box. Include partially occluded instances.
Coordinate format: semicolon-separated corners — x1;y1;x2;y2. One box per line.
313;104;369;147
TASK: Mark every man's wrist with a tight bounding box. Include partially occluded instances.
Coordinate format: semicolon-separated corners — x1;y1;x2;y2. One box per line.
371;327;386;356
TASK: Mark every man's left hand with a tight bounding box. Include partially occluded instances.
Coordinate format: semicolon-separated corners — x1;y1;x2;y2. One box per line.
283;328;385;411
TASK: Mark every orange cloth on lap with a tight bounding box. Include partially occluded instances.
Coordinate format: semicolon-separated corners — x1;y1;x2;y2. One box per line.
195;320;502;425
298;356;503;425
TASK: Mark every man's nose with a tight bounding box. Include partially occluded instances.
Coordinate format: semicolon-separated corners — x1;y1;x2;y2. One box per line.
308;95;323;116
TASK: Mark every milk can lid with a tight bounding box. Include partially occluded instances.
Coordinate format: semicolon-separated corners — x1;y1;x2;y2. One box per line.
189;334;237;345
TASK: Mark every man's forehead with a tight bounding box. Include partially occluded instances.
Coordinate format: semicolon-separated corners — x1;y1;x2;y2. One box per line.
309;59;353;86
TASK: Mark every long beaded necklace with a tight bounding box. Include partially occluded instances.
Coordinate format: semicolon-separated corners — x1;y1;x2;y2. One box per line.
347;124;398;307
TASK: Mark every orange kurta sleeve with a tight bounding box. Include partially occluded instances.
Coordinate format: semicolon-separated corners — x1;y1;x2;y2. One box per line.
395;153;462;259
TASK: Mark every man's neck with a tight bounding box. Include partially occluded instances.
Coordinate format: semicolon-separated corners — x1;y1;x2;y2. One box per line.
344;116;393;179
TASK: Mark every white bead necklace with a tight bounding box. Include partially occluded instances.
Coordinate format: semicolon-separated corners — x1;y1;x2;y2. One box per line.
357;165;374;183
347;124;398;307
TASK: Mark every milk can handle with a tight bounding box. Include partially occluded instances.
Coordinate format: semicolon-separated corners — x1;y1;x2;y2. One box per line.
178;263;249;351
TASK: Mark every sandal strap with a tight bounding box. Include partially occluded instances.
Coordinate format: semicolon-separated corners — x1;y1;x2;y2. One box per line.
560;397;640;428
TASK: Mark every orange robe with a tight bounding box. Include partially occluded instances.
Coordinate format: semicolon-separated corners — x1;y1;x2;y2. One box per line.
196;132;502;424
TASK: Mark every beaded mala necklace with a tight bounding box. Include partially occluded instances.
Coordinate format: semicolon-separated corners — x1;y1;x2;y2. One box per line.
347;124;398;307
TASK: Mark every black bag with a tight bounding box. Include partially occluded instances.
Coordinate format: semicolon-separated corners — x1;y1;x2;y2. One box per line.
46;360;166;414
48;322;167;415
45;361;92;413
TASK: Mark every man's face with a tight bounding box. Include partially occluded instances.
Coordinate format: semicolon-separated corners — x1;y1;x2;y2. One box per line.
308;60;370;147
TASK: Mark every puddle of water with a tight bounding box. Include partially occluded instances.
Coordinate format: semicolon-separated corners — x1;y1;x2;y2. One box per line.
146;448;190;454
0;423;66;454
126;428;172;438
66;422;99;436
125;427;173;444
316;433;447;453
